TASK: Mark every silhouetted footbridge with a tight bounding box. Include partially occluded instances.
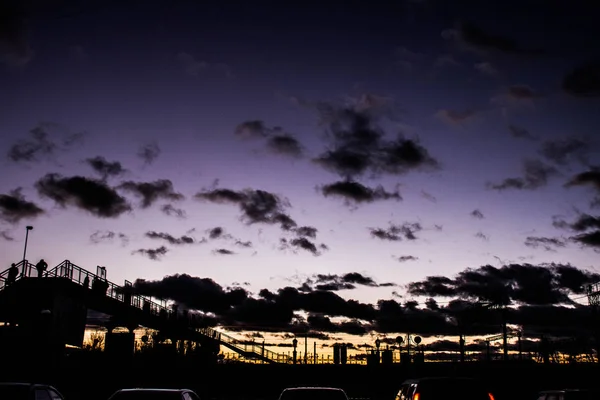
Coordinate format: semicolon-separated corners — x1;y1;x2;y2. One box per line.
0;259;289;363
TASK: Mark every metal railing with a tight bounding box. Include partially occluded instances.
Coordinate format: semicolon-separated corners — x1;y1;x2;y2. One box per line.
215;330;290;363
0;259;36;291
0;259;290;363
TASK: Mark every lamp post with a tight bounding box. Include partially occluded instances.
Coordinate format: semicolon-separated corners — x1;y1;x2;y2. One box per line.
375;338;381;364
22;225;33;276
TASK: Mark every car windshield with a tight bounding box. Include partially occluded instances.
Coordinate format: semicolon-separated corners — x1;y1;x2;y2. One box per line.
109;391;182;400
280;389;348;400
0;385;31;399
418;379;490;400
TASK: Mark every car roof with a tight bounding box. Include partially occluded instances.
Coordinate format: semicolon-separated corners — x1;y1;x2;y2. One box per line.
402;377;477;383
0;383;50;387
540;390;589;393
117;389;191;392
284;387;345;391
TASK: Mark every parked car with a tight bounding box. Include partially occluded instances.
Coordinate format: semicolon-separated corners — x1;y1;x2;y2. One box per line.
108;388;201;400
396;377;494;400
537;389;598;400
0;382;65;400
278;387;349;400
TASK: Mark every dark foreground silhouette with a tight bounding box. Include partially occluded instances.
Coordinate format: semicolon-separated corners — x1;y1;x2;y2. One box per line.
1;354;600;400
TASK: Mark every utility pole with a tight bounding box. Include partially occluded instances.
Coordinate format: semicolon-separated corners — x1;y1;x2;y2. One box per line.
304;333;308;364
21;225;33;276
314;342;317;364
586;282;600;363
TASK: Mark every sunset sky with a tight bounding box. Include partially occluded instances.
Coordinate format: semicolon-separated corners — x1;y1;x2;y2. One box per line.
1;0;600;350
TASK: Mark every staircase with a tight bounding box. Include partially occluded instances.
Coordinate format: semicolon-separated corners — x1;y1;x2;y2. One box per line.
0;259;289;363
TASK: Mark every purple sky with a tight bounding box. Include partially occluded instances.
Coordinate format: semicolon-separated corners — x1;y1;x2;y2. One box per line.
1;0;600;347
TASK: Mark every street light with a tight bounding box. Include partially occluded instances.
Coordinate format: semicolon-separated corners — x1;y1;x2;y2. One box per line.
22;226;33;276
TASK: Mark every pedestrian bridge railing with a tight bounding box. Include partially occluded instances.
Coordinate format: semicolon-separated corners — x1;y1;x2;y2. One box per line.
0;259;290;363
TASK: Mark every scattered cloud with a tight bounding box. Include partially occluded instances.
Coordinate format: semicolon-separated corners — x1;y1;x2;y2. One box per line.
435;109;477;126
132;246;169;260
35;174;131;218
90;230;129;246
396;255;418;263
487;159;558;191
160;204;186;218
407;263;598;306
7;123;84;163
194;187;297;231
118;179;184;208
137;142;161;165
524;236;567;252
442;22;542;56
213;248;235;255
0;188;44;224
85;156;126;180
312;100;438;179
0;230;14;241
320;181;401;206
540;137;591;166
145;231;196;245
470;209;484;219
370;222;423;241
508;124;538;141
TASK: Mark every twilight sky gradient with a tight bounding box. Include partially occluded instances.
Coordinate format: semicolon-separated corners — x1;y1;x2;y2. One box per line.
2;0;600;345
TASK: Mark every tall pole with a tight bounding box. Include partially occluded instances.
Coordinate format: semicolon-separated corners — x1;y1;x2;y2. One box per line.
314;341;317;364
22;226;33;276
304;333;308;364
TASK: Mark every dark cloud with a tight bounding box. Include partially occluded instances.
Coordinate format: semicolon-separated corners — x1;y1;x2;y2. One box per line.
298;272;396;291
435;109;477;126
540;137;591;166
320;180;401;205
145;231;196;245
85;156;126;179
508;124;538;141
7;123;83;163
90;230;129;246
194;187;297;231
312;101;438;179
280;237;327;256
0;188;44;224
370;222;423;241
213;248;235;255
420;191;437;203
396;255;419;263
0;230;14;241
132;246;168;260
126;268;596;337
160;204;186;218
487;159;558;190
137;142;161;165
470;209;484;219
266;134;303;158
562;61;600;98
295;226;317;239
407;263;599;306
474;232;489;241
565;214;600;250
118;179;184;208
36;173;131;218
234;120;271;139
442;22;542;56
235;120;304;158
566;169;600;192
524;236;567;252
208;226;225;239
